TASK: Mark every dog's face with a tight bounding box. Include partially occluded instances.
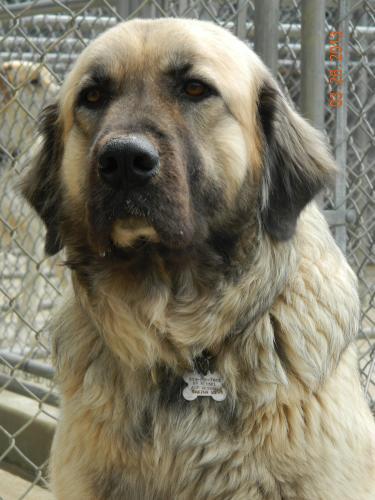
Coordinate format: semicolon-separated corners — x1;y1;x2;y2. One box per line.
23;19;335;260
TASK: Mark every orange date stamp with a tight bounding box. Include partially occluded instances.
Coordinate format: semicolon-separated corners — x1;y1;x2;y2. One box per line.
328;31;344;108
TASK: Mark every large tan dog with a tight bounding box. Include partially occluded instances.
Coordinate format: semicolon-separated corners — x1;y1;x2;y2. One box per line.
22;19;374;499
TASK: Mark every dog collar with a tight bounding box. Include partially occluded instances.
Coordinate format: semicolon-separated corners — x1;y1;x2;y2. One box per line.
193;349;213;376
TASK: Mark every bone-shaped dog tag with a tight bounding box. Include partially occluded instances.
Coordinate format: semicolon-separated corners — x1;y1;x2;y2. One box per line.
182;371;227;401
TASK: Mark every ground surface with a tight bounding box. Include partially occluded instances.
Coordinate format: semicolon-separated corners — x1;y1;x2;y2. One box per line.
0;468;53;500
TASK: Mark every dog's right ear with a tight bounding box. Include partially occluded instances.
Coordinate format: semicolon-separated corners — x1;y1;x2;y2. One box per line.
22;102;64;255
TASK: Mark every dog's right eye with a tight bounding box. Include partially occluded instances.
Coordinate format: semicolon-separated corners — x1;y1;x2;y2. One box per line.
79;87;106;108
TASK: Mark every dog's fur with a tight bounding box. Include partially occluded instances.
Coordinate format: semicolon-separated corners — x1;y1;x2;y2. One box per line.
22;19;375;499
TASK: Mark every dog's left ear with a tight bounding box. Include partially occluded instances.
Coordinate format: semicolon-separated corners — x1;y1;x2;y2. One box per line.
21;102;64;255
257;80;336;241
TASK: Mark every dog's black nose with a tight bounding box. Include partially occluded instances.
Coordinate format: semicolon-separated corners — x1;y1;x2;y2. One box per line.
98;136;159;188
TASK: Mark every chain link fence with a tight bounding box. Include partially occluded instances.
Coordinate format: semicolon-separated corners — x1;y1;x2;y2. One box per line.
0;0;373;498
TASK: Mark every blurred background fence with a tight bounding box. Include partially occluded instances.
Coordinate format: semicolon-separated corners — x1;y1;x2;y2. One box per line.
0;0;374;498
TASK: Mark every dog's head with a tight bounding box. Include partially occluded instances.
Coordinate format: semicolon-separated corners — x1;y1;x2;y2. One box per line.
22;19;336;259
1;61;58;154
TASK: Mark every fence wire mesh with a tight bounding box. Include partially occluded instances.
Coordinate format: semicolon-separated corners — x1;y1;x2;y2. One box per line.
0;0;374;498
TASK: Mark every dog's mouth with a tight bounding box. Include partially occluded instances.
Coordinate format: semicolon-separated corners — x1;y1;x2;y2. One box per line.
88;187;195;255
111;216;160;249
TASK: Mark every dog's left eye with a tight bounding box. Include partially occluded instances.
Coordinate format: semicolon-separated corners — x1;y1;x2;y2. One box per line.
183;80;213;100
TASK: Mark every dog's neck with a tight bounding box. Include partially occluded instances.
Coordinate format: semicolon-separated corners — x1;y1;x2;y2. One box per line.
60;205;359;408
70;221;292;363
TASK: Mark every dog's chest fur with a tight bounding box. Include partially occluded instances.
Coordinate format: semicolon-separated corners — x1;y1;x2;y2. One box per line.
54;342;372;500
56;352;284;500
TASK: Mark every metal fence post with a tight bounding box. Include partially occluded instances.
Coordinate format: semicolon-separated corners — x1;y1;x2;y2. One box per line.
116;0;134;19
177;1;189;17
354;11;368;171
333;0;350;253
301;0;326;131
236;0;248;41
300;1;326;216
254;0;280;76
116;0;153;19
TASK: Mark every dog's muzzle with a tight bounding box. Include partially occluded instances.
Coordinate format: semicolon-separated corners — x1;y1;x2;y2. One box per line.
98;136;159;189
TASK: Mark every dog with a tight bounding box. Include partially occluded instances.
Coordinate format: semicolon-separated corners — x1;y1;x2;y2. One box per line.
22;19;375;499
0;61;58;156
